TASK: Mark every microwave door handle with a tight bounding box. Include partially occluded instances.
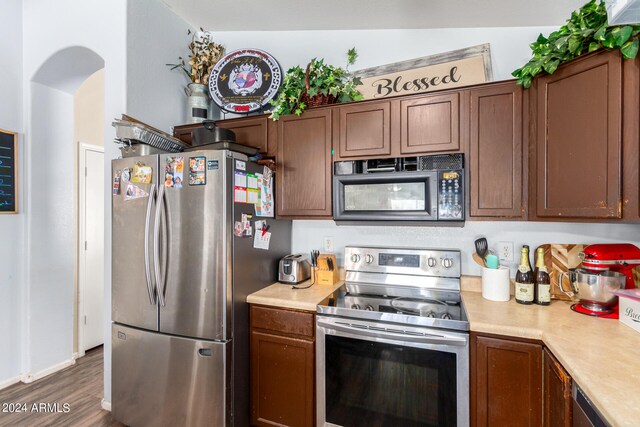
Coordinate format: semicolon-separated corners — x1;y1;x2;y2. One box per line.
318;318;467;347
153;185;166;307
144;184;157;305
366;166;396;173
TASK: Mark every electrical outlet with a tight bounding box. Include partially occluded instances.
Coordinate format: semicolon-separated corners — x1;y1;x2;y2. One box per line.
323;237;334;253
498;241;514;262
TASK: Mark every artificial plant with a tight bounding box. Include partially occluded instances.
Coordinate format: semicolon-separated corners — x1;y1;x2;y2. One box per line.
167;29;225;87
513;0;640;88
269;48;364;120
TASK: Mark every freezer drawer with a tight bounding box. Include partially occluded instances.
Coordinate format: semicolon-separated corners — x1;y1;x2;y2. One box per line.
112;324;231;427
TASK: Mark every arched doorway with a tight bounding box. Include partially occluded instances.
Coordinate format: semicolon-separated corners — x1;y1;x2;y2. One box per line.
26;46;105;379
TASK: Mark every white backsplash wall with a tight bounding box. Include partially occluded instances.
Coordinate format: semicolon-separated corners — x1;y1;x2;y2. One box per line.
291;220;640;277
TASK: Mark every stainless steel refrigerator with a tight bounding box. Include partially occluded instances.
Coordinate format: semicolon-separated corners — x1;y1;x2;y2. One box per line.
111;149;291;427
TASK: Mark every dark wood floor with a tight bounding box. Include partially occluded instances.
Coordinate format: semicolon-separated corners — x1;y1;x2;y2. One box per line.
0;346;124;427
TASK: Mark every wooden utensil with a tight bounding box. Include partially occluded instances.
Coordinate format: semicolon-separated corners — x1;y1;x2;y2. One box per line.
472;253;486;268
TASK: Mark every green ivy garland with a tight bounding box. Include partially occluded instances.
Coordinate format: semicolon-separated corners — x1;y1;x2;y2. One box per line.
269;48;363;120
513;0;640;88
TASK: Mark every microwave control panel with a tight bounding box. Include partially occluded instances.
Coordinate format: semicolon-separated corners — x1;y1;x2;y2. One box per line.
437;170;463;220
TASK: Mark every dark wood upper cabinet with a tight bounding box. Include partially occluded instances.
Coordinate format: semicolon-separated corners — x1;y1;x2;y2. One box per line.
250;305;315;427
533;50;622;219
543;347;572;427
334;101;392;159
217;116;270;154
400;92;461;154
276;108;332;217
172;114;272;154
469;82;525;219
622;54;640;220
471;333;542;427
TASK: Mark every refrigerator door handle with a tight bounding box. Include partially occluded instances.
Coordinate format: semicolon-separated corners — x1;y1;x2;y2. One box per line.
144;184;157;305
154;184;167;307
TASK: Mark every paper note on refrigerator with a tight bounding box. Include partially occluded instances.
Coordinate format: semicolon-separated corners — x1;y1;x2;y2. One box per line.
234;172;247;188
234;187;247;203
247;174;258;189
247;188;259;204
253;231;271;250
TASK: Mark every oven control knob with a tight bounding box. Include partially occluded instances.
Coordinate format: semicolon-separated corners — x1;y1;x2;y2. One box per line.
441;258;453;269
351;304;361;310
427;257;437;268
425;311;437;318
350;254;361;263
365;254;374;264
441;312;452;320
365;304;375;311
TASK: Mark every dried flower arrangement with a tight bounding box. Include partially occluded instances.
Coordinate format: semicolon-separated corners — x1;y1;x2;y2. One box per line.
167;29;225;86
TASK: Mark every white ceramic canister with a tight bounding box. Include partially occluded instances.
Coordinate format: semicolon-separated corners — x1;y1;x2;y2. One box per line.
481;266;511;302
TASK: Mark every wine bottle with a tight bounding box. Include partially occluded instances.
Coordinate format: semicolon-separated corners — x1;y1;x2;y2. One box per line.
535;247;551;305
515;246;534;305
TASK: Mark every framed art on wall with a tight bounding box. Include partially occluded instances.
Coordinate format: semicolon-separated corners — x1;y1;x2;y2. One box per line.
0;129;18;214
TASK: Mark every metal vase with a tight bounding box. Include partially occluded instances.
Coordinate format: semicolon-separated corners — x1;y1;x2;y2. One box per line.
187;83;210;124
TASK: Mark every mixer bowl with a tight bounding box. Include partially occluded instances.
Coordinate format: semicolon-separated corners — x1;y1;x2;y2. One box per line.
559;269;626;312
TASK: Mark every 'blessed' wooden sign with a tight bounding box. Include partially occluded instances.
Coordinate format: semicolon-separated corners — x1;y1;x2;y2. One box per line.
354;44;493;100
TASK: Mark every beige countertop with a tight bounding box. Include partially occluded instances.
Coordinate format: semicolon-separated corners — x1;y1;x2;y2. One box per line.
247;279;344;311
462;279;640;427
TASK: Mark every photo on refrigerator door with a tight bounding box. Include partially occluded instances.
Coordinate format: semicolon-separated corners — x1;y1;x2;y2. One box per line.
165;156;184;188
189;156;206;186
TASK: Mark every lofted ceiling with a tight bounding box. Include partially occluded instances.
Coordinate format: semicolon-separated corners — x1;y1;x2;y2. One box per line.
161;0;587;31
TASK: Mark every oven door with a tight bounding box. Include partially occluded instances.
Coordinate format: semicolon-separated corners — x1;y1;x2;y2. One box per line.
317;316;469;427
333;170;438;221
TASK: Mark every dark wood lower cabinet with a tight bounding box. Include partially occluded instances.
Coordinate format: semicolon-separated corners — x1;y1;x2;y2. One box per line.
543;348;572;427
471;332;543;427
250;305;315;427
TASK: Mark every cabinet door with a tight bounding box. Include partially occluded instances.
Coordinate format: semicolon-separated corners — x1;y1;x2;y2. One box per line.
472;333;542;427
217;116;269;153
469;82;524;218
535;50;622;219
276;109;332;217
543;348;572;427
250;330;314;427
335;101;392;159
400;92;460;154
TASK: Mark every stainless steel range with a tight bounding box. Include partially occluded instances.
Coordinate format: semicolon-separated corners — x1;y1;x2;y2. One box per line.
316;246;469;427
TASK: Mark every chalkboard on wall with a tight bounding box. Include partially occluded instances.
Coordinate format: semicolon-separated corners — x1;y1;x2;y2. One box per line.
0;129;17;214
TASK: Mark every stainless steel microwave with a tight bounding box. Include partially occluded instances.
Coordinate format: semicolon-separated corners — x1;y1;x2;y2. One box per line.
333;154;464;223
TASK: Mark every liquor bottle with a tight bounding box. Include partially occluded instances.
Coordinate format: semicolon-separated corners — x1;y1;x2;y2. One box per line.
515;246;534;305
534;247;551;305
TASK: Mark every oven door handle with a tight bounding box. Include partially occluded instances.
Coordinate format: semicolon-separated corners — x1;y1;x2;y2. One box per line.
317;317;468;347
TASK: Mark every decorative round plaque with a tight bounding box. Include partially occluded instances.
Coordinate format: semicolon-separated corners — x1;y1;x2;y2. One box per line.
208;49;282;114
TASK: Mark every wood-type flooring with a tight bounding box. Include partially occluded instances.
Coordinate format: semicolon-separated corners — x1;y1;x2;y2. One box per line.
0;346;124;427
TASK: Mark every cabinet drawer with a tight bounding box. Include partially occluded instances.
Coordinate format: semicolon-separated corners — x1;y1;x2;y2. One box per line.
250;305;315;339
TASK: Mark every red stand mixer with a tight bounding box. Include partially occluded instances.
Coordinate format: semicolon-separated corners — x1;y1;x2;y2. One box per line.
569;243;640;317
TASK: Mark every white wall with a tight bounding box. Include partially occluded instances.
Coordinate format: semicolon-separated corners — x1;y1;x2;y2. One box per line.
0;0;23;388
126;0;193;131
27;83;75;375
292;221;640;277
22;0;127;401
75;69;105;147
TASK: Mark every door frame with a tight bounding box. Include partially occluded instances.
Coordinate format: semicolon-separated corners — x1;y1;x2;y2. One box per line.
77;143;104;357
